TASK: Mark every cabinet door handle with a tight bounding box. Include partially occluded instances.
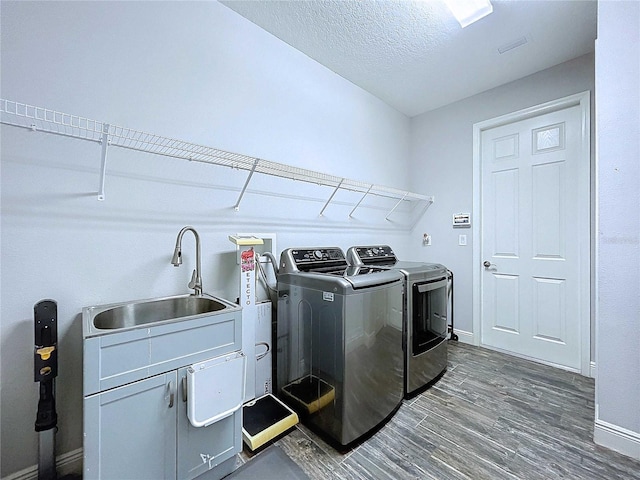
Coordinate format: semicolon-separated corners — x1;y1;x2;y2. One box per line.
168;381;174;408
182;377;188;403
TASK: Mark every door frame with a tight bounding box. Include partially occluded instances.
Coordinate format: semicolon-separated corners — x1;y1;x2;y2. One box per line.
472;91;591;376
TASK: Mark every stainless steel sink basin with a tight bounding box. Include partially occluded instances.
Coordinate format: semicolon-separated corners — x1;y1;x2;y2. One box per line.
84;294;239;336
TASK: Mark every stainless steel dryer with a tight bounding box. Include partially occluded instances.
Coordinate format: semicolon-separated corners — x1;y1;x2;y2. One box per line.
347;245;449;398
276;247;404;446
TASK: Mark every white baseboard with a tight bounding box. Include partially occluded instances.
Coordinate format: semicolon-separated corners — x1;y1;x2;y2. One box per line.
2;448;82;480
594;419;640;461
451;329;474;344
590;361;596;379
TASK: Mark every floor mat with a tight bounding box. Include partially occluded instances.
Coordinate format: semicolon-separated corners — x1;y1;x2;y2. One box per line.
226;445;309;479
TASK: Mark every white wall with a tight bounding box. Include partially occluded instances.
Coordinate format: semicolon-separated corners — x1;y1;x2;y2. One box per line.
409;54;595;342
594;0;640;459
0;1;413;476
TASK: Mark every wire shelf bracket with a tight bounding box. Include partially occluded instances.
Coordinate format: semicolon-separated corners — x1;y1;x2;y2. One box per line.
319;178;344;216
234;158;259;211
385;192;409;221
98;123;110;201
349;185;373;218
413;195;436;224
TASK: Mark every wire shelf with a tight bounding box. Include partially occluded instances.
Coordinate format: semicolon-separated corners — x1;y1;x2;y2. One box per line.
0;99;433;220
1;99;106;142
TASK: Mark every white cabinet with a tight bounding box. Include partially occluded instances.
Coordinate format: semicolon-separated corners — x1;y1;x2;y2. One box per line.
84;366;242;480
82;303;243;480
84;371;177;479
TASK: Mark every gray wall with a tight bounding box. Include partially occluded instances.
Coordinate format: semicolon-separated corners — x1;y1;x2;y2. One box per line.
408;54;596;347
594;0;640;454
0;2;413;476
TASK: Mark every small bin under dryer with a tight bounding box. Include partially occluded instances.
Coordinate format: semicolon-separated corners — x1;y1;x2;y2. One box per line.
281;375;336;415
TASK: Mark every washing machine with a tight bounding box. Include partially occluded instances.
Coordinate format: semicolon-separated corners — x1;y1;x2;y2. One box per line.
276;247;404;446
347;245;449;398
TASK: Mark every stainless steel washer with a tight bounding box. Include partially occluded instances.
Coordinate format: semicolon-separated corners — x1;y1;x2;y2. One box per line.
276;247;404;446
347;245;449;398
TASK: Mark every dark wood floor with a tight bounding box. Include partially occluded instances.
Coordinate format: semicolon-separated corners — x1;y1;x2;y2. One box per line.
246;341;640;479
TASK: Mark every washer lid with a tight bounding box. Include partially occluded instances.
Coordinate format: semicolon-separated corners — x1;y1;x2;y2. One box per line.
342;268;404;290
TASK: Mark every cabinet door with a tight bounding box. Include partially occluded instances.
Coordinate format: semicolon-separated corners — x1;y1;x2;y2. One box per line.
84;371;177;480
176;367;242;480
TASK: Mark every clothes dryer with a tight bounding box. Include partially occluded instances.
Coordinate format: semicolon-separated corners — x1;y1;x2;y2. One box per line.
347;245;449;397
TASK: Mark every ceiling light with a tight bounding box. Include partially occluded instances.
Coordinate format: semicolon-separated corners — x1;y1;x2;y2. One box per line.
443;0;493;28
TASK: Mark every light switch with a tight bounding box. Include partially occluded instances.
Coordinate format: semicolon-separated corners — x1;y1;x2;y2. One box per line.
458;234;467;246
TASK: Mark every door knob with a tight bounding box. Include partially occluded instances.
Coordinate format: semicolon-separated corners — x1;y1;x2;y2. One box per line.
483;260;493;268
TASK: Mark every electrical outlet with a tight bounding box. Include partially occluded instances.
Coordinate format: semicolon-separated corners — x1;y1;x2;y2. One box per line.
459;234;467;246
423;233;431;246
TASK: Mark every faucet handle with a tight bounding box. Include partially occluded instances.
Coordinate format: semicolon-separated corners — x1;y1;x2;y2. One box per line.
188;269;197;289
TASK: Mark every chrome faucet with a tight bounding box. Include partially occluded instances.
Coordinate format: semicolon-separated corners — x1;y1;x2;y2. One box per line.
171;226;203;296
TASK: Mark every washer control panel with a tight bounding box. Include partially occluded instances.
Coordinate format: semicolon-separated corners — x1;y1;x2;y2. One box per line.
280;247;347;273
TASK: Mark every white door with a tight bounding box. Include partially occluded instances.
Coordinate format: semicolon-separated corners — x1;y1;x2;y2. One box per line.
479;98;589;371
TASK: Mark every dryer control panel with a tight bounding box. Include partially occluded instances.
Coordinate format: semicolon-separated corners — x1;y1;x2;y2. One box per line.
347;245;397;266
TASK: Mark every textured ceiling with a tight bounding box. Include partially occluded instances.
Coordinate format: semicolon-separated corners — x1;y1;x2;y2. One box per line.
220;0;597;117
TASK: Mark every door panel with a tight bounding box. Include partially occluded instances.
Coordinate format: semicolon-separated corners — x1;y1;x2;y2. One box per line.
532;276;566;343
493;133;519;160
493;169;519;257
481;104;585;370
532;162;565;259
493;274;520;334
84;371;177;480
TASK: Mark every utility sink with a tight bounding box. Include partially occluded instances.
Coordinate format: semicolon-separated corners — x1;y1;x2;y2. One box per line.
83;294;240;337
93;296;227;330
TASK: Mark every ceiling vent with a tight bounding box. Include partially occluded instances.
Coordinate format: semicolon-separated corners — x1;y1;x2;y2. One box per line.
498;36;529;54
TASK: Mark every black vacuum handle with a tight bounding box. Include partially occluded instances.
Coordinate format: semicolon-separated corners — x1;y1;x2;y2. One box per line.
34;299;59;433
34;300;58;382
